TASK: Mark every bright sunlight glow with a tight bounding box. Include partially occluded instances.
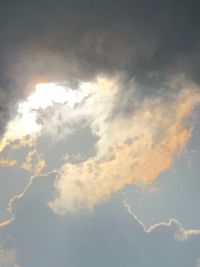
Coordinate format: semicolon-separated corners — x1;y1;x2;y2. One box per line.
16;82;92;136
0;81;94;152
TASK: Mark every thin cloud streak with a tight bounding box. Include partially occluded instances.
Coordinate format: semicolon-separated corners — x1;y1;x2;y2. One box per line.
122;191;200;241
0;170;57;228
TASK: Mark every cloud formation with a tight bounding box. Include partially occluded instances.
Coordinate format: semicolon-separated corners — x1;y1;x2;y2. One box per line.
122;192;200;241
49;77;200;213
0;0;200;137
0;1;200;266
0;74;199;217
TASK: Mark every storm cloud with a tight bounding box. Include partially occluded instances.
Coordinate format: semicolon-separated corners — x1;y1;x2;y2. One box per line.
0;0;200;134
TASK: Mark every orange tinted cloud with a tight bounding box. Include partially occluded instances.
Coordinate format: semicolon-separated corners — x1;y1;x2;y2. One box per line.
49;86;200;214
22;150;45;174
0;159;17;168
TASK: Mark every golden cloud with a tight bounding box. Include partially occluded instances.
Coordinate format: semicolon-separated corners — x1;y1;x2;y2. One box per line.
22;150;45;174
49;85;200;214
0;159;17;168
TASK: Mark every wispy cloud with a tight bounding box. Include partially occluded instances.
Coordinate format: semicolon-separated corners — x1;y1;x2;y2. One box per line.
22;149;45;174
0;159;16;168
0;245;18;267
0;170;57;228
122;191;200;241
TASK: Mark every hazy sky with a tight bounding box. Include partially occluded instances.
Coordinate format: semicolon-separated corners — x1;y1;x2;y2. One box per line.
0;1;200;266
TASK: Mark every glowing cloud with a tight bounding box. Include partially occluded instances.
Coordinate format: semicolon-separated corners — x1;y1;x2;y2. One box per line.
1;75;200;216
19;82;92;111
49;80;200;214
0;82;93;152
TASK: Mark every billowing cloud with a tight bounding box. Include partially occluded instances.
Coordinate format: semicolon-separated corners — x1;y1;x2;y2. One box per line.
0;1;200;266
48;77;200;213
0;0;200;138
0;74;199;217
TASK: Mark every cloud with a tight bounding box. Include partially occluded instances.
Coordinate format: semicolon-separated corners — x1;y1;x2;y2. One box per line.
0;74;199;219
0;159;16;168
0;79;97;152
0;170;57;228
0;0;200;137
0;246;18;267
0;2;200;265
49;77;200;213
122;191;200;241
22;149;45;174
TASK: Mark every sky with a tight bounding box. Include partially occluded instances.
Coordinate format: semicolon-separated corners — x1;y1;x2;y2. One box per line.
0;0;200;266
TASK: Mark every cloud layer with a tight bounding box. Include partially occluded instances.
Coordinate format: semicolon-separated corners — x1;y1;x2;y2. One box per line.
0;0;200;136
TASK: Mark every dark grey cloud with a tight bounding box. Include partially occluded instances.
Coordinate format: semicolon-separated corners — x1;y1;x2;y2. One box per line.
0;0;200;134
